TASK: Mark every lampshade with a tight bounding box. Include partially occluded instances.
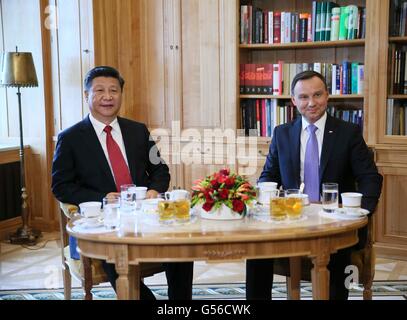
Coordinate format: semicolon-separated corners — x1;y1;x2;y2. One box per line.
0;51;38;88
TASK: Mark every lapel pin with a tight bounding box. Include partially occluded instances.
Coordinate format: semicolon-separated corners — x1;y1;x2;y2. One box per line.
329;131;333;133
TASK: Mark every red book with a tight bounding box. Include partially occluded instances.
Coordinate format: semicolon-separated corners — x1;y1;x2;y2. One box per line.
264;64;273;94
273;12;281;43
263;10;269;44
240;64;245;94
245;64;256;94
255;64;264;94
256;99;261;136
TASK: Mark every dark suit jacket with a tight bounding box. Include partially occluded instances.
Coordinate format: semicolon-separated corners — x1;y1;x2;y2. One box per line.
259;114;382;215
51;115;170;206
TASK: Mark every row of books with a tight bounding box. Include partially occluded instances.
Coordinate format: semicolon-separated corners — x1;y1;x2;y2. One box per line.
390;0;407;37
240;2;366;44
387;99;407;135
240;99;363;137
239;61;364;96
326;106;364;129
241;99;298;137
389;47;407;94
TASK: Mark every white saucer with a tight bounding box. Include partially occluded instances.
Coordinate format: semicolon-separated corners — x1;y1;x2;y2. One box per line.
319;208;369;220
74;217;104;228
251;214;308;224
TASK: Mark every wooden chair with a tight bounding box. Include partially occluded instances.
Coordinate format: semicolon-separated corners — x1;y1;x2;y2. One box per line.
59;202;164;300
273;215;375;300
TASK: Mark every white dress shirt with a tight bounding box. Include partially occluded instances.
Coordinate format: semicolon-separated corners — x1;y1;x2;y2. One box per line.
88;114;130;178
300;112;327;183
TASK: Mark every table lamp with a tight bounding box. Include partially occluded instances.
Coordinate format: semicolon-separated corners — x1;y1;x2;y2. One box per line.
0;47;41;245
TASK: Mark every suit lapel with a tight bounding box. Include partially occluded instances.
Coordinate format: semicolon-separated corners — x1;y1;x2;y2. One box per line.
319;115;338;183
79;116;116;188
118;117;137;183
289;118;302;186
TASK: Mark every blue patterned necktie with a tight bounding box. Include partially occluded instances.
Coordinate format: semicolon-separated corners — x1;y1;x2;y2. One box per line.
304;124;320;202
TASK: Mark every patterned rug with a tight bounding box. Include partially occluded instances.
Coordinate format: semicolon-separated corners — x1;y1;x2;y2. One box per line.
1;281;406;300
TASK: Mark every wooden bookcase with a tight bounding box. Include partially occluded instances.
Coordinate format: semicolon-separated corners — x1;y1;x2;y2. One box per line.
237;0;370;188
373;0;407;259
238;0;407;258
238;0;367;143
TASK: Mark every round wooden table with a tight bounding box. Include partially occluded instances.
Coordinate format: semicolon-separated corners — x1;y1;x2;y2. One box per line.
67;204;367;300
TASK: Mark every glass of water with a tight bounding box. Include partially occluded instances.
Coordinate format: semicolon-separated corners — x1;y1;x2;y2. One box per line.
322;183;339;213
120;184;137;212
102;196;120;229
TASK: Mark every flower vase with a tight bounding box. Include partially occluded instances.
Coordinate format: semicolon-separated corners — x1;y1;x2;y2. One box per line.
200;203;245;220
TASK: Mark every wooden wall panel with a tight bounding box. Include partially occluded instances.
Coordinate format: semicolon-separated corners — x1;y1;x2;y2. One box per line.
0;0;59;232
375;165;407;258
181;0;221;129
93;0;168;129
0;3;8;137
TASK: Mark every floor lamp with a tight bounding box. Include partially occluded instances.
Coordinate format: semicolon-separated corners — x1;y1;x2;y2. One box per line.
0;48;41;245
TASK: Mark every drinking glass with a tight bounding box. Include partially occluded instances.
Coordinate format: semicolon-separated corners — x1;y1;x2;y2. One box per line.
102;196;120;229
269;190;287;221
322;183;339;213
285;189;303;220
164;190;191;222
120;184;137;212
157;200;176;224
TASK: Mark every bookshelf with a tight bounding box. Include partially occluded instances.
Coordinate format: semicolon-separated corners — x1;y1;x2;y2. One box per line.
237;0;407;258
380;1;407;138
238;0;367;143
373;0;407;258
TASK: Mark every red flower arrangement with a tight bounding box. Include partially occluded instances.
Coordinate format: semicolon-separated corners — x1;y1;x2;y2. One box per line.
191;168;256;215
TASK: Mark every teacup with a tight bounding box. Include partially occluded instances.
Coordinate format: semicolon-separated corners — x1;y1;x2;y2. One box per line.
165;189;190;200
256;182;277;205
341;192;363;211
133;186;148;200
79;201;102;218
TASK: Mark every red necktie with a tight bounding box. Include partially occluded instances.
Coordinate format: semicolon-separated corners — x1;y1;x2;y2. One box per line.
103;125;133;191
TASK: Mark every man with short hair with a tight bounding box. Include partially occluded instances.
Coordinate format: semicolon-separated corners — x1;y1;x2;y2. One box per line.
52;66;193;300
245;70;383;300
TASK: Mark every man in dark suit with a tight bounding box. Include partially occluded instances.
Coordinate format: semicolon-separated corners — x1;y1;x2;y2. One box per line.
52;66;193;300
246;70;383;300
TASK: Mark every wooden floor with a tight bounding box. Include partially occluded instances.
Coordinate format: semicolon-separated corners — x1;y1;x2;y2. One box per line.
0;231;406;290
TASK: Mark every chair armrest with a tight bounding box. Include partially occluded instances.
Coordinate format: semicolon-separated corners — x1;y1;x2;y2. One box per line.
60;202;80;220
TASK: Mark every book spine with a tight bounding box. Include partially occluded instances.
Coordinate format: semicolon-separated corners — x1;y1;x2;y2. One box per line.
315;2;322;41
342;61;350;94
299;13;308;42
351;62;359;94
263;10;268;44
261;99;267;137
331;64;337;95
273;12;281;43
357;64;364;95
311;1;317;42
359;7;366;39
239;64;245;94
248;5;253;44
265;64;273;95
268;11;273;44
320;2;327;41
255;64;264;94
347;5;358;40
307;13;313;42
339;6;348;40
330;7;341;41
